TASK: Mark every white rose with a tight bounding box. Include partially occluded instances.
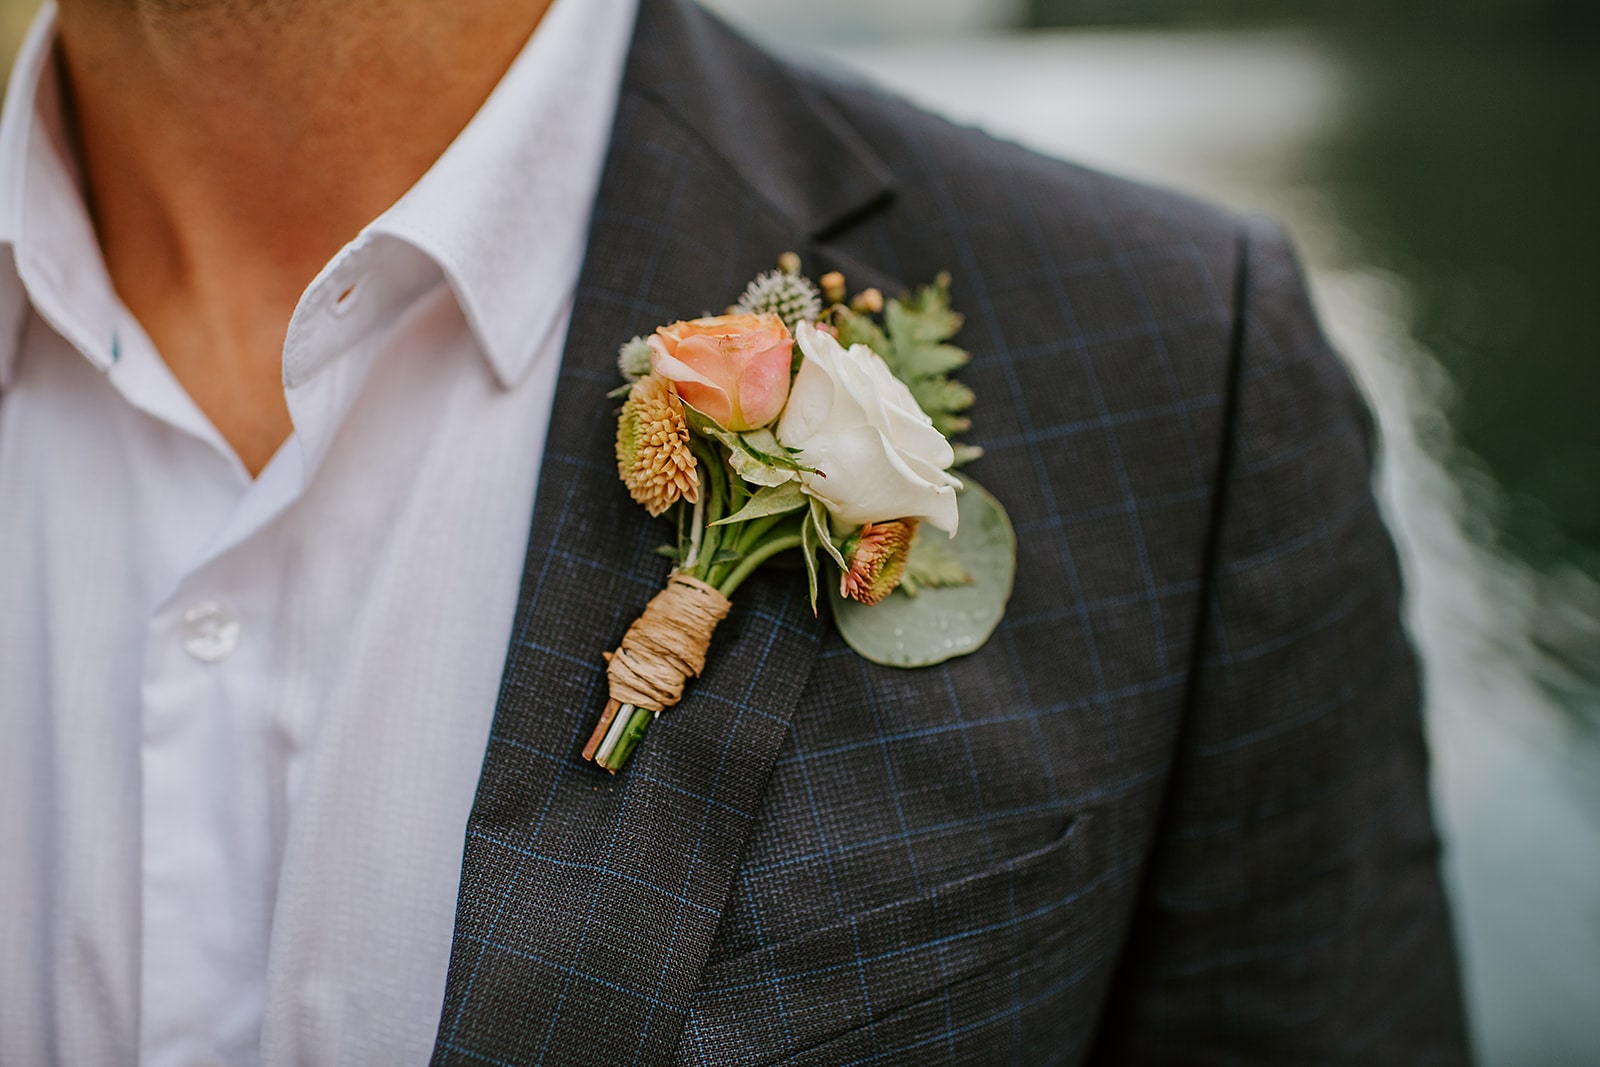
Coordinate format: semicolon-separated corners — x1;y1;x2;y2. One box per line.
776;322;962;534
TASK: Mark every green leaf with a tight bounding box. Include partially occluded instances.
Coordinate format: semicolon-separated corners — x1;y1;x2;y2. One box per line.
729;449;796;487
950;443;985;467
910;378;975;418
829;478;1015;668
833;308;890;354
810;497;848;572
870;278;977;444
681;403;815;484
710;481;807;527
898;534;974;597
800;506;820;613
887;274;963;344
654;544;683;561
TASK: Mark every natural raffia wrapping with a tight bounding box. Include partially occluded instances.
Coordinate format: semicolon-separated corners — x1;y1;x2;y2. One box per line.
603;573;731;711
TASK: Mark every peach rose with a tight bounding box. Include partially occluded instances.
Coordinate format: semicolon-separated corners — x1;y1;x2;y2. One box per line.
647;313;793;431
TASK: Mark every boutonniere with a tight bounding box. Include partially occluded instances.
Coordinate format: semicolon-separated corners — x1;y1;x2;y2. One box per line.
585;255;1017;772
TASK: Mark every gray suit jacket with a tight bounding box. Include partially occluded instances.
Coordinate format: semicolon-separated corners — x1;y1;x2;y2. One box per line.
429;1;1471;1062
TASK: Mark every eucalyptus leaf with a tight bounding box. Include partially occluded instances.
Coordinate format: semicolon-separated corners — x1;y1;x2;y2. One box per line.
711;481;807;527
830;478;1015;668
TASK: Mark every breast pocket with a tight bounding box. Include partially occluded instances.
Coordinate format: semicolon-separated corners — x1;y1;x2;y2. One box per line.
678;811;1110;1066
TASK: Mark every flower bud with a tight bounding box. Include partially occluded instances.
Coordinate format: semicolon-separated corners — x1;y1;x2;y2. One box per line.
839;520;918;605
647;313;794;431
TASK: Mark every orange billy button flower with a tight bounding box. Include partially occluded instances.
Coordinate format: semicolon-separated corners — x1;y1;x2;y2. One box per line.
616;375;698;516
839;519;919;606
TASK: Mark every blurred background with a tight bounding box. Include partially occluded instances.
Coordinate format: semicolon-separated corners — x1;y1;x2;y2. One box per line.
693;1;1600;1063
4;0;1594;1061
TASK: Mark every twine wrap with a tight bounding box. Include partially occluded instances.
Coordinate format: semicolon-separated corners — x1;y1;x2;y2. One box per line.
604;573;731;711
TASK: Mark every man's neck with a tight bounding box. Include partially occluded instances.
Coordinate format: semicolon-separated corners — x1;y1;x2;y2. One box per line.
55;0;555;474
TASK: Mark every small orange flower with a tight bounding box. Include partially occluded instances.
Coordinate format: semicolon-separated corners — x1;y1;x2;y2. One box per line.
839;520;919;606
617;375;698;516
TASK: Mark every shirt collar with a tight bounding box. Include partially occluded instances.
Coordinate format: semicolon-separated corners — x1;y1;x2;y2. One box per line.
367;0;639;389
0;0;640;392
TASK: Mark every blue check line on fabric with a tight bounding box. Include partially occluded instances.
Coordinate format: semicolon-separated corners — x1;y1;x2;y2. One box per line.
1176;738;1390;840
505;639;602;674
434;1042;540;1067
773;673;1185;764
482;733;566;765
996;625;1063;811
970;310;1225;372
465;829;721;915
444;470;593;1049
472;935;687;1013
937;665;1002;868
1193;631;1404;758
537;449;617;480
1086;199;1210;487
1164;789;1410;918
627;771;755;819
538;548;668;593
741;775;1156;877
858;653;929;896
1009;486;1211;535
1004;578;1202;628
1233;418;1351;479
1200;585;1359;668
1220;495;1364;574
971;376;1217;448
834;955;1104;1067
736;868;802;1053
628;580;803;1066
700;855;1136;997
1011;185;1174;678
914;169;1122;760
1235;325;1326;383
545;158;702;1067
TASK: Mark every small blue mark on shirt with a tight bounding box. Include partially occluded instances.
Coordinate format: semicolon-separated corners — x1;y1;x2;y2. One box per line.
110;334;121;364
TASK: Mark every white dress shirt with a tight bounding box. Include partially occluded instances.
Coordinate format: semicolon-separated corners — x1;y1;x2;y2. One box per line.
0;0;638;1061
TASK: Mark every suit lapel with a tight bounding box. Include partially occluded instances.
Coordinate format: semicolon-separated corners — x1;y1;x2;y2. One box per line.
432;2;895;1063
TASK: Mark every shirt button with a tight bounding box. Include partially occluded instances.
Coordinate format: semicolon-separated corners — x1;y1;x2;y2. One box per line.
182;600;241;662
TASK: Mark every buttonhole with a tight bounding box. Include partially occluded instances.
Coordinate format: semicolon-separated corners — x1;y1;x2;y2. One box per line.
331;281;362;317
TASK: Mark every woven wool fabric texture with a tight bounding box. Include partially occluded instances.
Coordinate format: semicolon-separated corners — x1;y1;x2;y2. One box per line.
430;1;1472;1063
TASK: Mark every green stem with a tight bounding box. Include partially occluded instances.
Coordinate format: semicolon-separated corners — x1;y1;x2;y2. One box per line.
600;706;654;772
688;438;726;582
704;510;783;588
736;511;788;554
717;533;805;598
